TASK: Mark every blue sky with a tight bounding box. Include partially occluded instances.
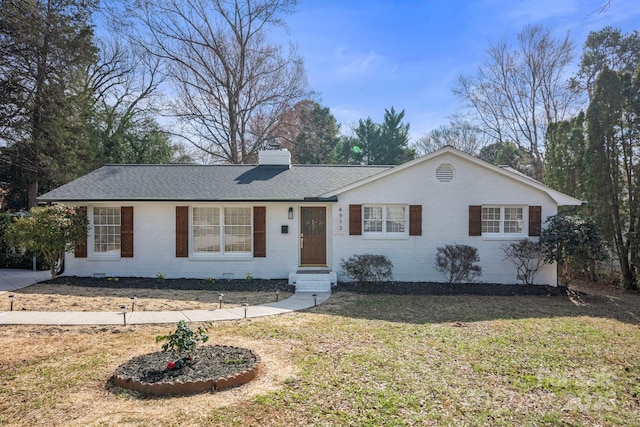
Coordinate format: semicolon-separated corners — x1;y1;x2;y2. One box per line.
280;0;640;139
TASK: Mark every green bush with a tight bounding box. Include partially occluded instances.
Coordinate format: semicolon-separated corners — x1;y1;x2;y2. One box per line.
0;213;46;269
156;320;209;359
5;206;89;278
340;254;393;284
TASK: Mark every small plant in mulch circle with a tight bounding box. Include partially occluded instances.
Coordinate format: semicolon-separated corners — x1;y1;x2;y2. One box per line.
224;357;245;365
156;320;209;371
245;272;253;283
155;272;165;283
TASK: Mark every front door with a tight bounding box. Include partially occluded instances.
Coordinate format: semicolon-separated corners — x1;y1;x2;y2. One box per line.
300;207;326;265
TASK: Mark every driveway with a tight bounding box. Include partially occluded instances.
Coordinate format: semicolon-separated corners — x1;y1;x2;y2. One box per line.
0;269;50;293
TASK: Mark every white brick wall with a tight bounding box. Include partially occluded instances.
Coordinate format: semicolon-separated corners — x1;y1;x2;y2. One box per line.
64;202;302;280
63;152;565;285
331;152;559;285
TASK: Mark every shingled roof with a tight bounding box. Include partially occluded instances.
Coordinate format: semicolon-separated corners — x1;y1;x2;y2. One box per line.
38;163;391;202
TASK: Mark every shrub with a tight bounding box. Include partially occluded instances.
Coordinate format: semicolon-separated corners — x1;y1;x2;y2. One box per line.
435;244;482;283
540;214;605;283
340;254;393;284
156;320;209;360
502;239;546;285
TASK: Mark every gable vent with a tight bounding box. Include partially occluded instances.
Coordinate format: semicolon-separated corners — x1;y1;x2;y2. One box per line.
436;164;455;182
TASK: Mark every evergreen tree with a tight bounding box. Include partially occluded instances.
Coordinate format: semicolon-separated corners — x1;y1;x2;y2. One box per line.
337;107;415;165
0;0;99;208
290;102;340;164
585;67;640;290
544;112;586;197
377;107;415;165
572;26;640;100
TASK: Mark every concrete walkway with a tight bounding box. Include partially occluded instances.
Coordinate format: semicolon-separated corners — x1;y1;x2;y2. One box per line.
0;269;330;326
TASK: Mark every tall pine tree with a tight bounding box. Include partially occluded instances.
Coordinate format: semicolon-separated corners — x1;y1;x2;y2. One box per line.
585;67;640;290
337;107;415;165
0;0;98;208
544;112;586;198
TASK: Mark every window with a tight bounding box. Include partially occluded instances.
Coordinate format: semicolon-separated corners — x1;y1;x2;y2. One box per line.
363;205;407;236
224;207;252;253
93;207;121;254
193;207;220;253
482;206;523;236
192;206;252;255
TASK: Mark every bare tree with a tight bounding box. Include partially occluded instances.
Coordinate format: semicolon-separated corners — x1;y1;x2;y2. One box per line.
86;39;171;162
454;25;578;180
414;118;487;156
125;0;310;164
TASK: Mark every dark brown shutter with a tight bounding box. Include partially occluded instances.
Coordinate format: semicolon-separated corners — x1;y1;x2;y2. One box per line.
529;205;542;237
349;204;362;235
74;206;88;258
469;205;482;236
253;206;266;258
176;206;189;257
120;206;134;258
409;205;422;236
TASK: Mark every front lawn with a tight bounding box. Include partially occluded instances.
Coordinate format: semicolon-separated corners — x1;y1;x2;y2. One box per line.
0;289;638;426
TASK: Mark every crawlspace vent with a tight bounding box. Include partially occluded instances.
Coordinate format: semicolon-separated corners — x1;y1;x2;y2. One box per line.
436;164;455;182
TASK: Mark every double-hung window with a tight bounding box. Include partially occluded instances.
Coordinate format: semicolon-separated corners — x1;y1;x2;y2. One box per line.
363;205;407;236
192;206;251;255
482;206;523;236
93;207;121;254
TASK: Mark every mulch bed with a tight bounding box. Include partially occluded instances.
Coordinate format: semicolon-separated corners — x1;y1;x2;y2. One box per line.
334;281;569;296
111;345;261;396
45;275;568;296
44;276;294;292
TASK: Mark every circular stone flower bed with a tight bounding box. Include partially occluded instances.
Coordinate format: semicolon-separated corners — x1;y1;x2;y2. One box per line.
112;345;262;396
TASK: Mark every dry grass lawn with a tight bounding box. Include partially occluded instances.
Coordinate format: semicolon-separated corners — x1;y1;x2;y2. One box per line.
1;283;639;426
10;283;292;311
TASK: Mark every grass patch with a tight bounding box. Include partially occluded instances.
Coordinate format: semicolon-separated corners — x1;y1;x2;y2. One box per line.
1;291;639;425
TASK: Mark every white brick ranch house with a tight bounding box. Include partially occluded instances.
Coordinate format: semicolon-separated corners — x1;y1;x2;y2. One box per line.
38;146;582;290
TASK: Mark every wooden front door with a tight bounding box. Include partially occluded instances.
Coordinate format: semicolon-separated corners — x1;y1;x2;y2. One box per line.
300;207;326;265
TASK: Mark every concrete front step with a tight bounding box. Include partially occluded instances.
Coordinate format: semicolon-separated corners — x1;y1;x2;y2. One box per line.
289;270;336;292
294;280;331;292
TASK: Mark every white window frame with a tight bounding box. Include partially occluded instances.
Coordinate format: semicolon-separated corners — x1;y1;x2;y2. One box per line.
190;205;253;258
362;204;409;239
90;206;121;258
481;205;525;238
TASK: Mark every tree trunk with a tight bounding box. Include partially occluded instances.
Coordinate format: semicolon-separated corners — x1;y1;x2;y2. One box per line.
28;171;38;209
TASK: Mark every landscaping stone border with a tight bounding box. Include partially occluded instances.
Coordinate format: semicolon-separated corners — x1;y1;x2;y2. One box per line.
111;346;263;396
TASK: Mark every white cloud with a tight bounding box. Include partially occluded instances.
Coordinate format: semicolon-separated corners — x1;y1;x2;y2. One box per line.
329;104;367;135
506;0;579;23
332;48;397;81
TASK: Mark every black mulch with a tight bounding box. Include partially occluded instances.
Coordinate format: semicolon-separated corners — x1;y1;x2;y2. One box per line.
334;281;568;296
44;276;568;297
113;345;257;385
43;276;295;292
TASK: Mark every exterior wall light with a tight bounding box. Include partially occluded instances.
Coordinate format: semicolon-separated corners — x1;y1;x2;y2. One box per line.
288;207;294;220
